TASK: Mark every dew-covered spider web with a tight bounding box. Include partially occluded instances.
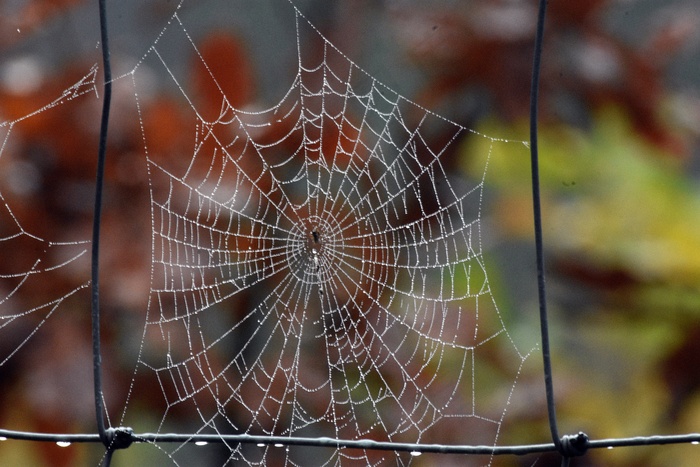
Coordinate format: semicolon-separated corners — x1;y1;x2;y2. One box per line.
0;1;538;466
111;2;535;465
0;69;97;366
4;0;700;466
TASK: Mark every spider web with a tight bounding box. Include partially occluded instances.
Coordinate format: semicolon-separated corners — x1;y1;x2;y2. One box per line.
0;68;97;367
115;2;533;465
0;1;536;465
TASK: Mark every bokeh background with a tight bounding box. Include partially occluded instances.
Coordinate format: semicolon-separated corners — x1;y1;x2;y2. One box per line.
1;0;700;465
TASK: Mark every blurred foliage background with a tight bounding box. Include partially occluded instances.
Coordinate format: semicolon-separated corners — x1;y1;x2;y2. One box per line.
1;0;700;465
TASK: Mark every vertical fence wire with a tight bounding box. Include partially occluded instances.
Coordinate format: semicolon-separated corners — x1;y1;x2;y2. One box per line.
528;0;560;451
92;0;112;454
529;2;592;464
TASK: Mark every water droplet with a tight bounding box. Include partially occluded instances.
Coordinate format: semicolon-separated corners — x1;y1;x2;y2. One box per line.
410;451;422;457
257;443;265;447
0;437;7;441
56;441;71;447
274;443;284;448
195;441;208;446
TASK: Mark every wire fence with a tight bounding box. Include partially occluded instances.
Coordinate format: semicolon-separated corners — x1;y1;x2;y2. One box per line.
1;1;699;466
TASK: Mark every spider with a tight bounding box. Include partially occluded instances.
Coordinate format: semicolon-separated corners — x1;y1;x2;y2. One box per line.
310;230;321;272
312;248;319;271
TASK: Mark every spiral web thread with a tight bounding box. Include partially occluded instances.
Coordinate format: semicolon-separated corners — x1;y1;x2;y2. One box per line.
113;3;533;465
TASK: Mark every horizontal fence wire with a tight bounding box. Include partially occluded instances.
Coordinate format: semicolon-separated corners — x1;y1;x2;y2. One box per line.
1;0;698;466
2;428;700;456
